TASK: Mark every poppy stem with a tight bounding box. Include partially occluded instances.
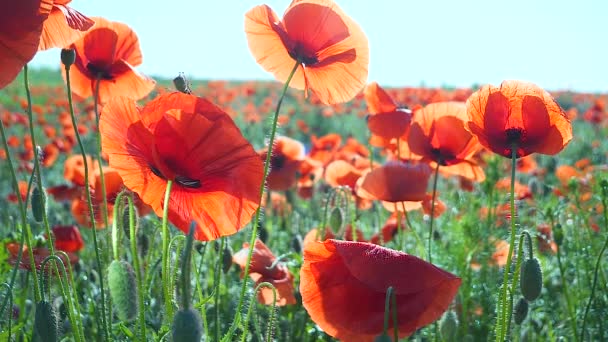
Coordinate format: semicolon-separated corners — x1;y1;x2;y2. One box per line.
225;60;300;342
580;180;608;340
495;144;518;342
427;162;440;263
161;180;174;322
180;223;196;310
0;119;41;303
93;77;111;232
0;283;13;341
64;63;110;342
127;195;147;341
381;287;399;341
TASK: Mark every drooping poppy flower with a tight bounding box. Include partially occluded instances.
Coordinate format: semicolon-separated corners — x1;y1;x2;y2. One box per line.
100;92;264;241
0;0;51;89
408;102;485;181
364;82;412;145
38;0;94;51
259;136;305;191
66;17;155;103
300;240;461;340
245;0;369;104
51;225;84;252
466;80;573;158
233;239;296;306
356;162;431;203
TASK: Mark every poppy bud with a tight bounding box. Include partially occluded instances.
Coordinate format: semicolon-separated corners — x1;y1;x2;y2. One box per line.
107;260;138;321
374;333;392;342
514;297;529;324
222;245;233;274
34;300;58;342
172;308;203;342
31;186;46;223
173;73;192;94
61;48;76;68
121;203;139;240
329;207;343;234
553;224;563;247
440;310;458;341
520;258;542;301
137;233;149;259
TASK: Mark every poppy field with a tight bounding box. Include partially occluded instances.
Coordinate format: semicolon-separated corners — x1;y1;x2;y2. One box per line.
1;1;608;341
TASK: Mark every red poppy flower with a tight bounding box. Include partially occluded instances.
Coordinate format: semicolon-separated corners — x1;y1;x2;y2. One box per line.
0;0;51;89
5;242;78;271
259;136;305;191
100;92;264;241
51;225;84;252
356;162;431;203
364;82;412;144
300;240;461;340
408;102;485;181
38;0;94;51
233;240;296;306
466;80;573;158
63;154;100;186
245;0;369;104
66;17;155;103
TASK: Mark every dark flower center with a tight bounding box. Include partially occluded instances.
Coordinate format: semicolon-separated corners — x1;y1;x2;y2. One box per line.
86;63;113;80
149;164;201;189
431;148;456;166
505;128;525;144
271;154;286;170
289;42;319;66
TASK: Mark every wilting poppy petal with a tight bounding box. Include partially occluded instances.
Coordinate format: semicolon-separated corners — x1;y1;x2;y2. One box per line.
0;0;52;89
100;93;264;241
356;162;431;203
245;0;369;104
301;240;461;340
466;80;572;158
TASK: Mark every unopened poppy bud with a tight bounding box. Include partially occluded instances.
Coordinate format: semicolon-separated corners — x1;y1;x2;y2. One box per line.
514;297;529;324
222;245;233;274
553;224;564;246
31;186;46;223
172;308;203;342
329;207;343;234
34;300;58;342
374;333;392;342
173;73;192;94
107;260;138;321
121;203;139;240
137;233;149;258
520;258;542;301
61;48;76;68
440;310;458;341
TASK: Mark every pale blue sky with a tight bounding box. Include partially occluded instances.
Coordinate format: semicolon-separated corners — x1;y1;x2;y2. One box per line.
31;0;608;92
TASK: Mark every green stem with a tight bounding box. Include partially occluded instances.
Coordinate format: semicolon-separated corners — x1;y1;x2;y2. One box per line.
223;60;300;342
557;242;579;341
428;162;440;263
1;283;12;341
64;64;110;342
161;180;174;322
93;77;110;231
580;184;608;340
127;196;146;341
110;192;124;261
180;223;196;310
215;237;226;342
495;145;518;342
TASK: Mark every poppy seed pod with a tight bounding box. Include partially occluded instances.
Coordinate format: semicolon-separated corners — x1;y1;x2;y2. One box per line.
31;186;46;223
107;260;138;321
61;48;76;68
520;258;543;301
173;73;192;95
328;207;344;234
514;297;529;324
440;310;459;341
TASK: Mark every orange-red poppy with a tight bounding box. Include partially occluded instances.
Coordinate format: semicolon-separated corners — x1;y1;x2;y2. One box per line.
245;0;369;104
259;136;305;191
369;213;406;245
356;162;431;203
365;82;412;144
300;240;461;340
0;0;51;89
66;17;155;103
408;102;485;181
536;223;557;254
233;240;296;306
51;225;84;253
64;154;100;186
100;92;264;241
5;242;78;271
7;180;28;204
491;240;510;267
38;0;94;51
466;80;572;158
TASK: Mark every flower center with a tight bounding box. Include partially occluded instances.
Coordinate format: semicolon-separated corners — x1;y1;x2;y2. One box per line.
289;42;319;66
86;63;113;80
505;128;525;144
149;164;201;189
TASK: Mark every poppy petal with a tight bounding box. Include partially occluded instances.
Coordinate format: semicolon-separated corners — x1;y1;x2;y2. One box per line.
38;5;94;50
364;82;397;114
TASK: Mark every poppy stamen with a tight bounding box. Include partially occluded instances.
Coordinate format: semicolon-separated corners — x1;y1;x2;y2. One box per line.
86;63;113;80
289;43;319;66
505;128;525;144
149;164;166;180
175;175;201;189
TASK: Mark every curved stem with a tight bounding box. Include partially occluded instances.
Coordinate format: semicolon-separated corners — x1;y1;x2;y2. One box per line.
428;162;440;263
1;283;13;341
126;196;146;341
65;64;110;341
495;145;518;342
223;60;300;341
161;180;174;322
